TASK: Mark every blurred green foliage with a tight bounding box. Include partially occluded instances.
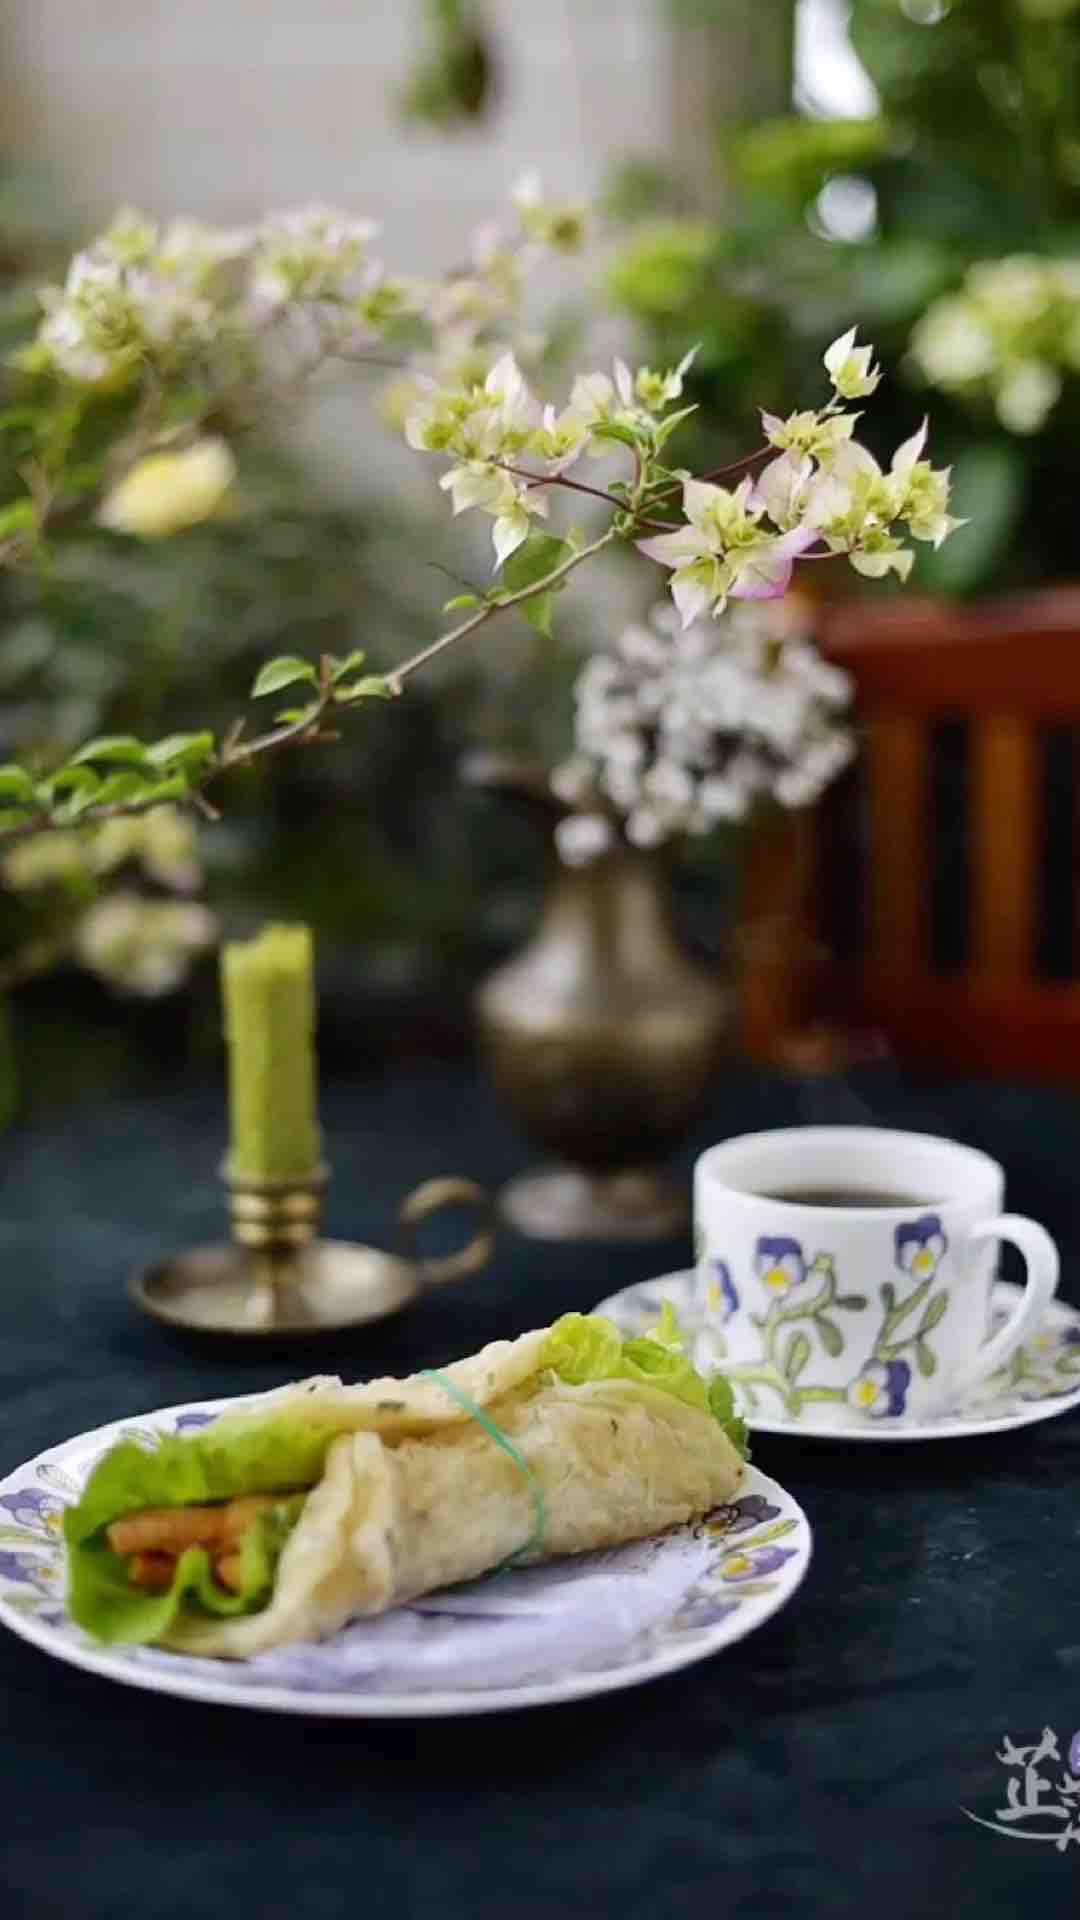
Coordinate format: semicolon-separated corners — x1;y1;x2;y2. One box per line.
0;183;585;1101
605;0;1080;594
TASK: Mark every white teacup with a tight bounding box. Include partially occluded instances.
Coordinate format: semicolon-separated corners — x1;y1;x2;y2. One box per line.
693;1126;1060;1423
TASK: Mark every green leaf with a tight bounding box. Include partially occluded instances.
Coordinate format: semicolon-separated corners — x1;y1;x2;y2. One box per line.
442;594;481;613
60;784;107;821
251;656;318;699
501;532;572;595
541;1310;748;1457
589;419;640;450
333;675;393;702
70;736;151;770
0;765;36;805
67;1497;306;1649
89;771;151;808
542;1312;623;1384
919;1292;949;1335
707;1372;736;1426
519;591;554;638
37;766;100;803
915;1340;937;1379
0;500;36;540
783;1331;812;1382
330;649;367;681
136;774;190;806
880;1282;896;1312
652;404;698;450
816;1316;844;1359
64;1406;343;1646
273;704;320;725
144;732;216;771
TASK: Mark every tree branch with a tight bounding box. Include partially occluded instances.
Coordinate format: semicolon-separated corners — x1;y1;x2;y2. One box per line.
387;524;620;689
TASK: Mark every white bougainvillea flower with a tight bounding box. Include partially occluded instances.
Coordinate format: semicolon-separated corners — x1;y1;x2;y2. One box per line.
437;460;548;566
570;369;617;424
761;407;857;462
727;524;818;602
98;437;236;538
157;218;254;286
75;894;217;998
492;499;541;566
635;346;699;413
848;530;914;581
483;351;541;444
638;477;816;624
251;205;378;310
511;169;586;252
823;326;881;400
749;452;815;530
532;401;591;471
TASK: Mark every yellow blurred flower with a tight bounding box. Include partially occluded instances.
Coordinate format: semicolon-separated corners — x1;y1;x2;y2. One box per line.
98;437;235;538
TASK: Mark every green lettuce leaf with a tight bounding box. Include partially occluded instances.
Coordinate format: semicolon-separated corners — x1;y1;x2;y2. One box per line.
67;1495;306;1646
541;1312;622;1384
540;1309;749;1458
64;1405;337;1645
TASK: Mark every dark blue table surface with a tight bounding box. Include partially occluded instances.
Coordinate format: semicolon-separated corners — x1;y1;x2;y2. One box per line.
2;1063;1080;1920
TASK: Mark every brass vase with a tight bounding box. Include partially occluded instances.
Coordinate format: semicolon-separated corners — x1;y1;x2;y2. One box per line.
467;755;732;1239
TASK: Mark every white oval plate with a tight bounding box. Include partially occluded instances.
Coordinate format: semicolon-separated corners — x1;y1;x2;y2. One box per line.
0;1392;811;1717
594;1273;1080;1443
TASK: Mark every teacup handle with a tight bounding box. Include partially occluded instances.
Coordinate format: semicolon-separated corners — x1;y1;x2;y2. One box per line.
398;1178;495;1286
949;1214;1059;1397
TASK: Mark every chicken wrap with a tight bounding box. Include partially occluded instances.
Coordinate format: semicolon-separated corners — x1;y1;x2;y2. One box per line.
65;1309;747;1658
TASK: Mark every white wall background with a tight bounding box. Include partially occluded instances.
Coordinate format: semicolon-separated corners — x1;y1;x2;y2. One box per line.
2;0;680;510
1;2;667;264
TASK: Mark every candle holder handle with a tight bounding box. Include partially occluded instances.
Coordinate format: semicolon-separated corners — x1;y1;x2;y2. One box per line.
398;1177;495;1286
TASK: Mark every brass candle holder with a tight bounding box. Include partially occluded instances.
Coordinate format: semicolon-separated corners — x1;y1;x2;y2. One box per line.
131;1162;494;1337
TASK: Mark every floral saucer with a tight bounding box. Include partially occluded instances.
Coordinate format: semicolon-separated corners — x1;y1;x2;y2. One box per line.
0;1393;811;1717
593;1275;1080;1443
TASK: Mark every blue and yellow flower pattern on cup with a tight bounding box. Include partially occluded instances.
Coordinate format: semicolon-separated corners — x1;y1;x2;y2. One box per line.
696;1212;963;1419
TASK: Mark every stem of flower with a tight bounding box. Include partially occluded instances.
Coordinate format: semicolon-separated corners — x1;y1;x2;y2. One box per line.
647;445;770;509
0;524;622;842
495;461;625;512
387;524;620;689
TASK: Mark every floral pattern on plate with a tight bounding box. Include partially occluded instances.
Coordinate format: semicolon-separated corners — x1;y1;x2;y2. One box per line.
0;1394;811;1717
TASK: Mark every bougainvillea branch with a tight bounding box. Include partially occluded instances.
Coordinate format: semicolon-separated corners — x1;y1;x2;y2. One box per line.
0;189;963;842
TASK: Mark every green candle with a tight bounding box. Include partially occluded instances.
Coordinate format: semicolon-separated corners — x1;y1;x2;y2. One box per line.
221;923;321;1181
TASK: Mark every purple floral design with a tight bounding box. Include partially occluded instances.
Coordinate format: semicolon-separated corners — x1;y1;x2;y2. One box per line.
720;1545;799;1582
1063;1329;1080;1348
704;1494;781;1537
676;1594;742;1632
754;1235;806;1299
847;1358;911;1418
0;1550;58;1593
0;1488;66;1539
1070;1731;1080;1778
175;1410;217;1431
895;1214;947;1284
